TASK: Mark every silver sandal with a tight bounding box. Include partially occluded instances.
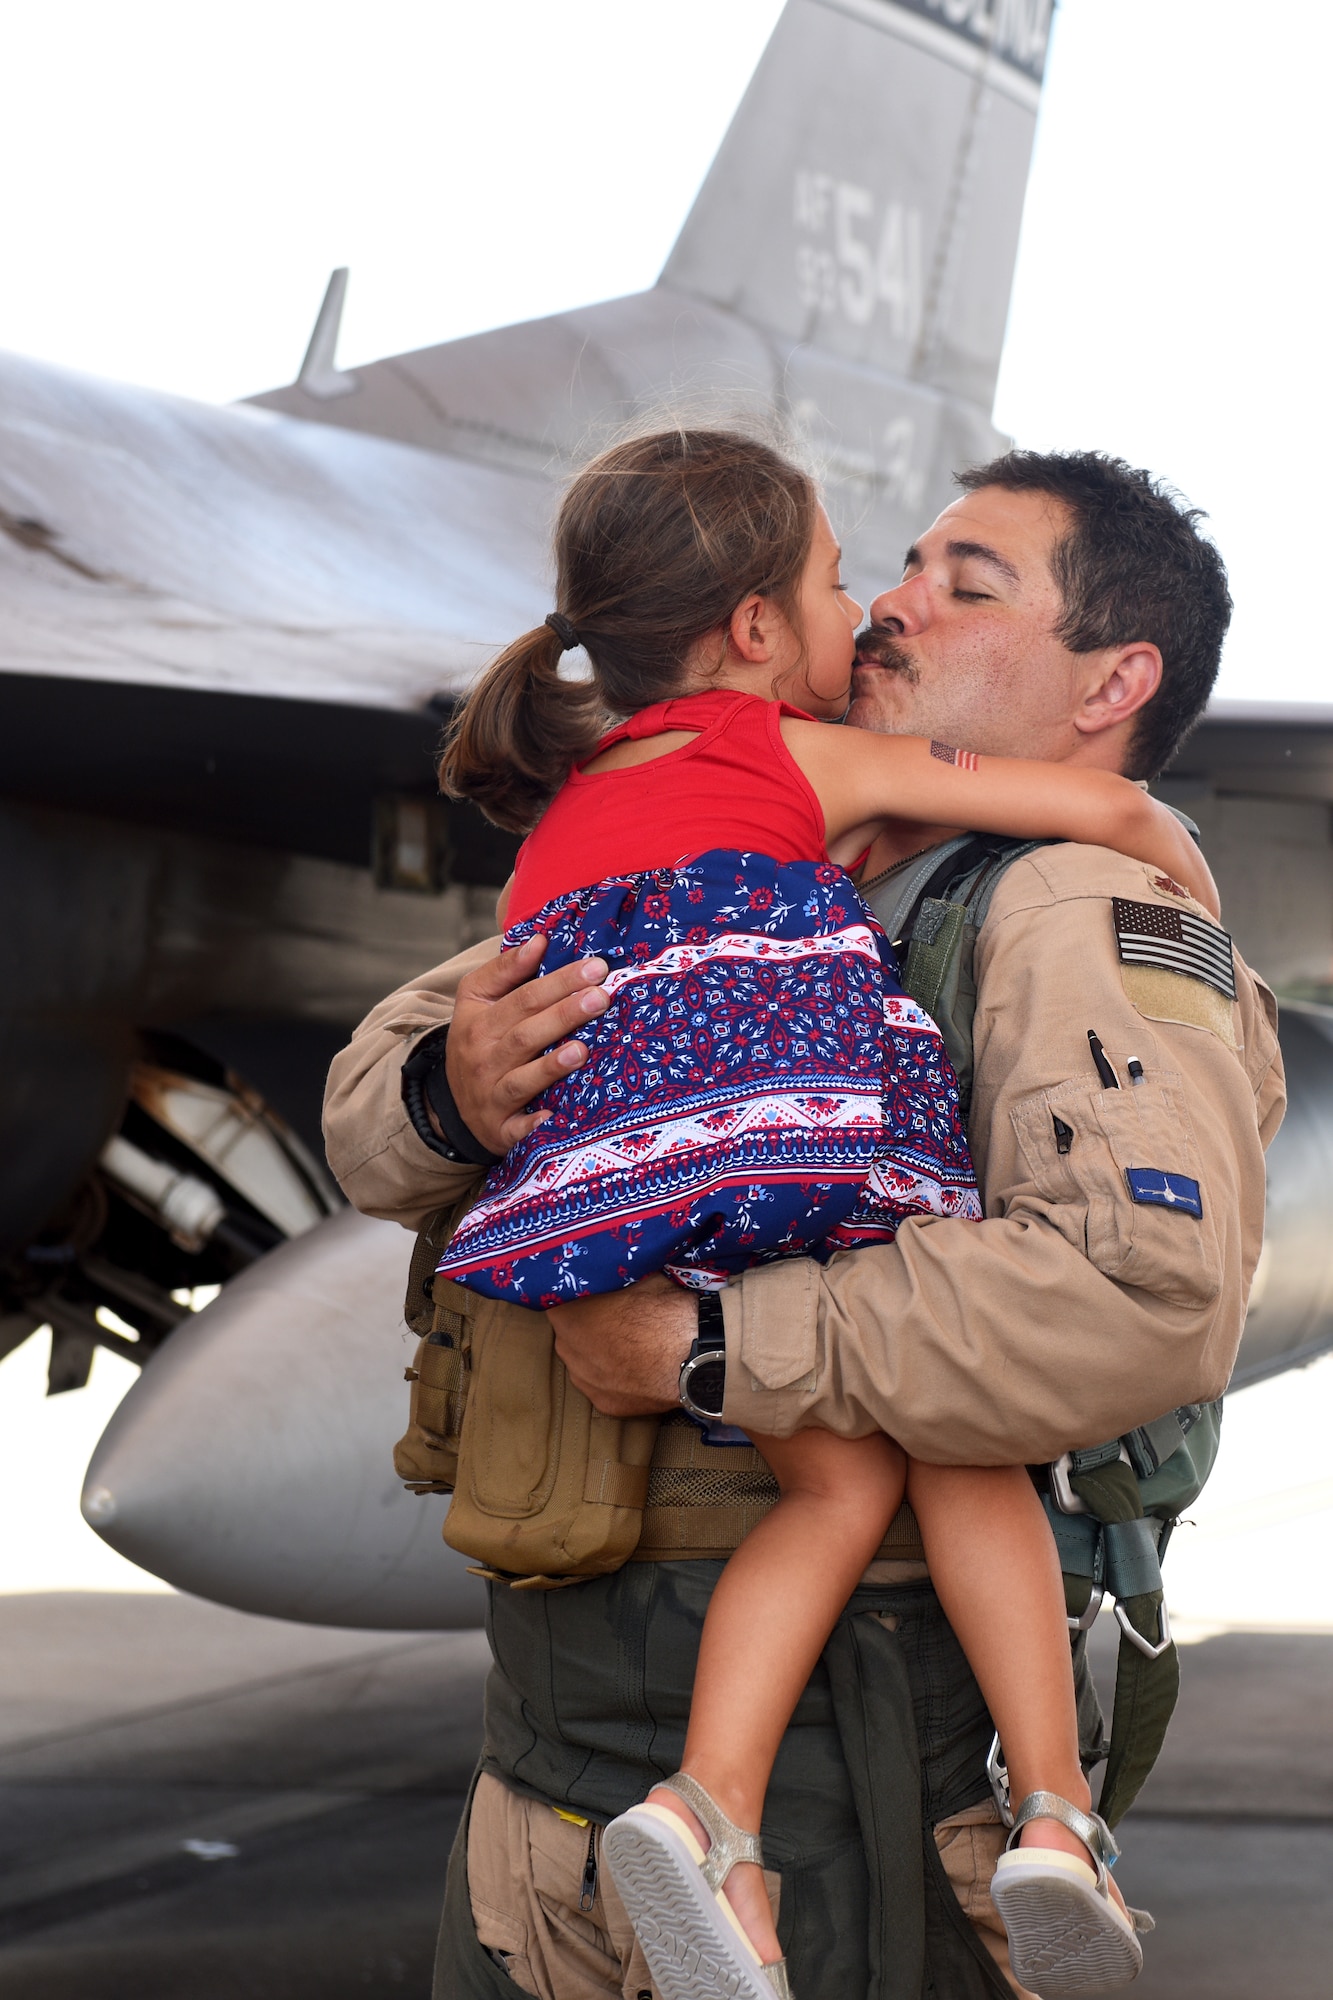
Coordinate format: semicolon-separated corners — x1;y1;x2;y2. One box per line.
602;1771;792;1999
990;1791;1155;1996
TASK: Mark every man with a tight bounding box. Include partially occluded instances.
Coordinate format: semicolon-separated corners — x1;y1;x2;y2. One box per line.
324;451;1283;1999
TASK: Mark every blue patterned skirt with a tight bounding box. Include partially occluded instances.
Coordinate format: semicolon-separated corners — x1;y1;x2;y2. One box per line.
436;851;980;1306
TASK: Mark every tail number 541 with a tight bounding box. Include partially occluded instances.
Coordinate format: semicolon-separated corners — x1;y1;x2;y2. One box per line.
794;170;923;339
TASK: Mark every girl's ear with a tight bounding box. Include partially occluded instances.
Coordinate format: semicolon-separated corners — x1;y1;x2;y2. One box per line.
728;592;776;663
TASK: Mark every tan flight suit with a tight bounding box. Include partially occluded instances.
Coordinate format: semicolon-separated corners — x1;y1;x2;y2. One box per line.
324;840;1283;1998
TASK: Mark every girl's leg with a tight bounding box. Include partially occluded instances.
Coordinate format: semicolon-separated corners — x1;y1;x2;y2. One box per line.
650;1427;906;1963
905;1461;1126;1905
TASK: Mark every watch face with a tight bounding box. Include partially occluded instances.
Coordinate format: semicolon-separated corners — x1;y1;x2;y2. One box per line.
684;1355;726;1420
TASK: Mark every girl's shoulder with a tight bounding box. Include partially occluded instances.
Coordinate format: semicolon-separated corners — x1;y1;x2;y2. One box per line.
619;688;816;734
587;688;809;769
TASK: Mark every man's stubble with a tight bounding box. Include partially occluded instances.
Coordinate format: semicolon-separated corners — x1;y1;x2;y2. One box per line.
846;624;1053;762
845;627;917;736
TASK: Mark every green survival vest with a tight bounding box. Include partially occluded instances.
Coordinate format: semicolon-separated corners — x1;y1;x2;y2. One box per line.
866;833;1222;1828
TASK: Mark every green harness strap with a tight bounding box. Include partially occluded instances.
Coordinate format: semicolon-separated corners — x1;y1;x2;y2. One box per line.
882;833;1050;1120
1067;1456;1178;1828
1043;1405;1221;1826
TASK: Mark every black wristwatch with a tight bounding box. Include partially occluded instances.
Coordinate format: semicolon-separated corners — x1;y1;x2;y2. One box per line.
678;1291;727;1422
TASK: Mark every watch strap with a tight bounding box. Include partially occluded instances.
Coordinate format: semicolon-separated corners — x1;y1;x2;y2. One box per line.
401;1024;504;1168
694;1288;726;1351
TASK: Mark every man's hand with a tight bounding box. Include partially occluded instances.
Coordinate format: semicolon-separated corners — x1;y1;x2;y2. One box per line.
444;934;612;1155
548;1276;694;1416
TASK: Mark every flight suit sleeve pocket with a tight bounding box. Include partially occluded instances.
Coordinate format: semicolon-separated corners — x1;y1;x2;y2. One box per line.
1009;1071;1221;1309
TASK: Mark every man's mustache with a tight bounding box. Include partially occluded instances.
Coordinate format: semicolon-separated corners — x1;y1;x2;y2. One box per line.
853;624;918;683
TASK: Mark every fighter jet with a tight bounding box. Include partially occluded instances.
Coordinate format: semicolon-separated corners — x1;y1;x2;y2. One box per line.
2;0;1328;1628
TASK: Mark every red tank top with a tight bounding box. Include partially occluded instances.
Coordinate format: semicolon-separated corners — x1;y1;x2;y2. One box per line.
508;691;828;923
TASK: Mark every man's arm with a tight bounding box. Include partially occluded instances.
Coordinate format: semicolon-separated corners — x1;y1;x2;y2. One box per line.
718;846;1284;1463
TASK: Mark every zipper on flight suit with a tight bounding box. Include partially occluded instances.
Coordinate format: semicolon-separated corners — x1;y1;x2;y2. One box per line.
579;1821;598;1911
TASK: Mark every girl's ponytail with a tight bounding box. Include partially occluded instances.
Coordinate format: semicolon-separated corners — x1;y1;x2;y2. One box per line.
441;428;818;834
438;622;603;833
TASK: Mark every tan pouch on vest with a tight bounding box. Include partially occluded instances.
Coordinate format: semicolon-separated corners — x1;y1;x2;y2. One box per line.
443;1297;660;1584
394;1205;659;1582
394;1202;476;1494
394;1208;923;1580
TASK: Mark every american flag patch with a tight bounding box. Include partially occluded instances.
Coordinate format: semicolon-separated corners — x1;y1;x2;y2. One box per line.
1112;898;1236;1002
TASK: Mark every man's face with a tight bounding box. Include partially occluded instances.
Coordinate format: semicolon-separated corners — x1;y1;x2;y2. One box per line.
850;486;1092;763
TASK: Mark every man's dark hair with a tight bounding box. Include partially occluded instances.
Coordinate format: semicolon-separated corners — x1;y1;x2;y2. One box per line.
956;450;1232;780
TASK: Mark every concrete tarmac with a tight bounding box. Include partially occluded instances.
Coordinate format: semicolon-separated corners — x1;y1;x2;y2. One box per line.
0;1593;1329;1997
1090;1618;1333;2000
0;1594;486;1998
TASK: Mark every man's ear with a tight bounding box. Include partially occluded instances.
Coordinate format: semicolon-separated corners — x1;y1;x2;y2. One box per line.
727;592;776;664
1072;641;1163;740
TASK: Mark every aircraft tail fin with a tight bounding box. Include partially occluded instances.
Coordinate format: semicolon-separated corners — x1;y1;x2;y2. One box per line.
660;0;1053;413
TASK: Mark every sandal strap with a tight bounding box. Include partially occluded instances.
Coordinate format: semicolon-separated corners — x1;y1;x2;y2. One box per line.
1005;1791;1120;1895
659;1772;765;1892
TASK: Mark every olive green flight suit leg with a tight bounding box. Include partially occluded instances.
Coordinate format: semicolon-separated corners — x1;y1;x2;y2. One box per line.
431;1563;1059;1999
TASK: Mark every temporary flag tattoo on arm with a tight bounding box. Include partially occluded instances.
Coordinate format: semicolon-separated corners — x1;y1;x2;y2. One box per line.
931;740;979;772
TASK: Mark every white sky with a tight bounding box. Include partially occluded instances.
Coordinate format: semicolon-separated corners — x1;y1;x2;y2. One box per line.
992;0;1333;707
2;0;1331;1603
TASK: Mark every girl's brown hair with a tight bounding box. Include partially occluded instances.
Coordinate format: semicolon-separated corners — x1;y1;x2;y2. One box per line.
438;427;818;831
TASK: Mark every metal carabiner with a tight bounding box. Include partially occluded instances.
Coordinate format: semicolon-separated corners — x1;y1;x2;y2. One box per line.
1048;1452;1091;1516
986;1732;1014;1828
1114;1595;1173;1660
1067;1580;1106;1633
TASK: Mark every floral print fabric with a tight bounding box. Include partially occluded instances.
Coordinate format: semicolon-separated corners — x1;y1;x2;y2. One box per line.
437;849;980;1306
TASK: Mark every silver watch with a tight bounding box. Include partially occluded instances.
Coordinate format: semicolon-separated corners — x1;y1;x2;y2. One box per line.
677;1291;727;1422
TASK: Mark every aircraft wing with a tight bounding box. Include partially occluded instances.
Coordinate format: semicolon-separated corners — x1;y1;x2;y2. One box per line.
1171;701;1333;805
0;349;550;712
1156;702;1333;1005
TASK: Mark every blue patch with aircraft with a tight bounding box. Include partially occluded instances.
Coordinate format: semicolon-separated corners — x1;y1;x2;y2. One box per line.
1125;1168;1203;1218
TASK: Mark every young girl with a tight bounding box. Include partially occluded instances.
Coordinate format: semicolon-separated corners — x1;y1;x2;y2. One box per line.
438;430;1194;2000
